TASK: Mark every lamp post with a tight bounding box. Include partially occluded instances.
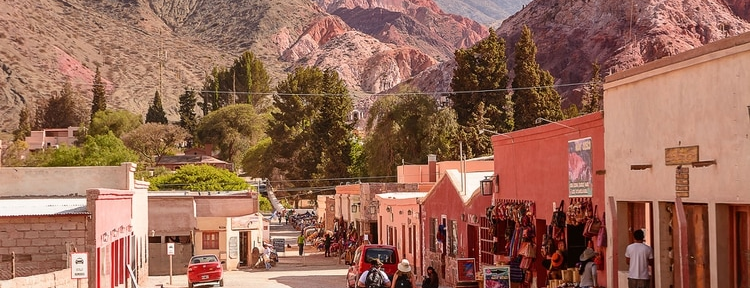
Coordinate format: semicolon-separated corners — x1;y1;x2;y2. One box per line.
480;176;494;196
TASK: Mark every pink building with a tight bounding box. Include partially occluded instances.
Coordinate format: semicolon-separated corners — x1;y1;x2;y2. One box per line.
421;170;493;286
0;163;149;288
375;192;426;277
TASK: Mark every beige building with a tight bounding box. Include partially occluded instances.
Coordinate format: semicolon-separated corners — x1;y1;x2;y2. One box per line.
604;32;750;288
147;191;263;275
24;126;80;151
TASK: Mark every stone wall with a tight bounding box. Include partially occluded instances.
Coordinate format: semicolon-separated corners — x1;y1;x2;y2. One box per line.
0;215;87;280
0;269;87;288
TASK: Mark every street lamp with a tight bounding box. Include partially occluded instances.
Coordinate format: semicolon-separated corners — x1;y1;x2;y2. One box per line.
480;175;495;196
479;129;514;143
369;201;378;215
351;203;359;213
534;117;578;131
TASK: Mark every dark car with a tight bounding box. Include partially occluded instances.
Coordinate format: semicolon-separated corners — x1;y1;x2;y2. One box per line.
346;244;399;288
187;254;224;288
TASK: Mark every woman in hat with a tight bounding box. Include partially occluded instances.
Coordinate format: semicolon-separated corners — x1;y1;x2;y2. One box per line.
391;259;415;288
578;247;598;288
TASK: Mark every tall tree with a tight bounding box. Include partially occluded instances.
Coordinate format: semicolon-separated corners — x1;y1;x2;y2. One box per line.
145;90;168;124
267;67;354;194
42;132;139;167
200;51;272;112
195;104;267;165
364;89;458;177
12;106;31;141
34;80;86;129
179;88;199;136
581;62;604;114
90;66;107;122
450;28;512;154
511;25;564;130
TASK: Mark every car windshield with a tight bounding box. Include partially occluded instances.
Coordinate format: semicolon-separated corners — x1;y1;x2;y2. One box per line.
191;255;218;264
365;248;396;264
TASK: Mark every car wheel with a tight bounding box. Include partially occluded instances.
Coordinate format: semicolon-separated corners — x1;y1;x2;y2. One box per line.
188;282;193;288
219;279;224;287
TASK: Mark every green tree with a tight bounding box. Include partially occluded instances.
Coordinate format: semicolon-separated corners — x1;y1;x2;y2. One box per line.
450;28;512;130
148;164;248;191
267;67;354;194
145;90;168;124
178;88;199;137
90;66;107;123
0;140;29;166
34;81;87;129
195;104;267;165
511;25;563;130
89;109;142;137
200;51;272;112
565;104;580;119
121;123;189;166
581;62;604;114
241;137;274;179
12;106;32;141
363;90;458;177
43;132;139;167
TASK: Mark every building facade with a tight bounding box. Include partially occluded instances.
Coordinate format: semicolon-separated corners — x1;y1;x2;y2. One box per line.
603;31;750;288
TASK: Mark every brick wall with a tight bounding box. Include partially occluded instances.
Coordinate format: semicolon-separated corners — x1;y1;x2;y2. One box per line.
0;268;86;288
0;215;87;280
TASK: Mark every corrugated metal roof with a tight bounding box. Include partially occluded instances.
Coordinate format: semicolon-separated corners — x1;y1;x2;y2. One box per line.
0;198;88;217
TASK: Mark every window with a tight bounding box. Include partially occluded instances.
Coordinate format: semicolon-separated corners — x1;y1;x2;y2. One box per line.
202;232;219;249
429;218;437;252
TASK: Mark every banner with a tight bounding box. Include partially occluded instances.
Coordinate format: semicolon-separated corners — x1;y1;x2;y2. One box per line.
568;137;593;197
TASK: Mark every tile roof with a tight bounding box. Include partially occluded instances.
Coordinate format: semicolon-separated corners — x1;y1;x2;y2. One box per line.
0;198;88;217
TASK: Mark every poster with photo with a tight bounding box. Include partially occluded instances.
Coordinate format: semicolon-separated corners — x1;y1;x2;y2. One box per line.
483;266;510;288
456;258;476;282
568;137;593;197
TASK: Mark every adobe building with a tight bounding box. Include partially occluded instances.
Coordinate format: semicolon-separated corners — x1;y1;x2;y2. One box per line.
421;169;493;287
603;31;750;288
0;163;149;288
375;192;427;279
24;126;80;151
489;112;606;287
147;191;262;275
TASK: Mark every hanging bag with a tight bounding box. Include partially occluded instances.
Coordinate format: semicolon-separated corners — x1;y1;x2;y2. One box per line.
596;212;607;247
552;200;566;228
583;205;602;238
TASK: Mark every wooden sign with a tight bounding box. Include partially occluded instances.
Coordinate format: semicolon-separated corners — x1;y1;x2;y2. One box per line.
665;146;699;165
675;166;689;197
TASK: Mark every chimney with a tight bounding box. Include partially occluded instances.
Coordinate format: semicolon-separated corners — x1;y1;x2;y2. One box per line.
428;154;437;182
204;144;214;156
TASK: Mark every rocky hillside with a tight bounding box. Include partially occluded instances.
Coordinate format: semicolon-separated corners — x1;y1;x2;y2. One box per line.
402;0;750;107
432;0;531;26
0;0;486;132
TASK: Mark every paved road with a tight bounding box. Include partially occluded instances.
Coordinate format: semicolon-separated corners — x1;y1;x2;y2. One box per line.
146;221;349;288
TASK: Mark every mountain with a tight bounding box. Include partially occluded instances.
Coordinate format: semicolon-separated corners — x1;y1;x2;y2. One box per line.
401;0;750;108
0;0;486;132
432;0;531;27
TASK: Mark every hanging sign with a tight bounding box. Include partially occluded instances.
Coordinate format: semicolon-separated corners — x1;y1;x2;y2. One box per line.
568;137;593;197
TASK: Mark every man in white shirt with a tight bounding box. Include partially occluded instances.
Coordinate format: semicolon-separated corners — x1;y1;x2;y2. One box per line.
625;229;653;288
263;244;273;270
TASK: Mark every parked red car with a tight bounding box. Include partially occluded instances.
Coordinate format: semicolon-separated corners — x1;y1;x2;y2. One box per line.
187;254;224;288
346;244;399;288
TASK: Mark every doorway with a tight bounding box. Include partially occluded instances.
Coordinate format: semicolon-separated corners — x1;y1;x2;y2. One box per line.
467;224;479;262
239;232;248;266
731;206;750;288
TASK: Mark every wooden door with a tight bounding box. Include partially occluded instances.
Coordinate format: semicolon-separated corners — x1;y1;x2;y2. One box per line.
467;224;479;262
685;204;710;288
732;206;750;288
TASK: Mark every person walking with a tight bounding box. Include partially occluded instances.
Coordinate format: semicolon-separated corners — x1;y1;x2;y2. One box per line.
297;232;306;256
391;259;415;288
422;266;439;288
625;229;653;288
324;233;333;257
578;247;598;288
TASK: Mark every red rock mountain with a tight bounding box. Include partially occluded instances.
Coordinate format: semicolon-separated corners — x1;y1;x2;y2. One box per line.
0;0;485;131
402;0;750;106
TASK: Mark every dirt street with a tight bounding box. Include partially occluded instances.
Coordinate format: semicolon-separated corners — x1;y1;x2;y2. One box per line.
147;221;349;288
